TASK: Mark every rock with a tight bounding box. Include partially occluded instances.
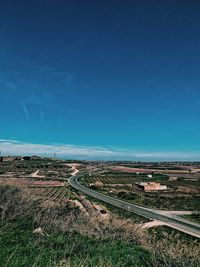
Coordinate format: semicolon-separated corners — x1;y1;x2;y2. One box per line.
33;227;44;236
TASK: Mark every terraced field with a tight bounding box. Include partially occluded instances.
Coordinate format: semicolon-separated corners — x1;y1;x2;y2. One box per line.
30;187;67;202
83;172;168;185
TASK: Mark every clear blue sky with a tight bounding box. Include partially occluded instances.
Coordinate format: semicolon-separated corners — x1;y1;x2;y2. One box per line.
0;0;200;160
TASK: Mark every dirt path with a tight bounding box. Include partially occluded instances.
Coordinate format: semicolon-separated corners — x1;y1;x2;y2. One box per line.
141;210;193;229
72;200;85;210
31;170;44;178
141;220;166;229
66;163;80;176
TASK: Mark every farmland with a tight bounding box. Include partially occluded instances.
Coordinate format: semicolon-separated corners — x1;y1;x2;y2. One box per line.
83;165;200;211
0;157;72;179
0;157;200;266
1;180;200;267
29;187;67;202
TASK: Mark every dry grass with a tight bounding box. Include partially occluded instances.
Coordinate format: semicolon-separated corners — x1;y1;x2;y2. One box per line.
0;183;200;266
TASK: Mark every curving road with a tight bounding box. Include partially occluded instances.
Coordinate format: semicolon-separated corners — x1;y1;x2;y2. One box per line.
69;174;200;238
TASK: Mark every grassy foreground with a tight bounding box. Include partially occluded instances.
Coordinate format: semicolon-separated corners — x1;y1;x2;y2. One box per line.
0;184;199;267
0;219;152;267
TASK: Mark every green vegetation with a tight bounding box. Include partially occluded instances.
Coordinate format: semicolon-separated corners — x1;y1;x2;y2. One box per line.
182;213;200;224
0;219;152;267
0;158;72;180
0;184;199;267
83;172;169;186
83;193;150;223
1;158;200;267
112;191;200;210
84;170;200;211
0;185;151;267
147;225;199;243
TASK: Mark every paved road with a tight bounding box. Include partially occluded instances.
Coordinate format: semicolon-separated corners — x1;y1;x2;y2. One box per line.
69;175;200;238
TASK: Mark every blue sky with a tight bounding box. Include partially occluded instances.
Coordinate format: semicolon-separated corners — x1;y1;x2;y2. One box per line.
0;0;200;160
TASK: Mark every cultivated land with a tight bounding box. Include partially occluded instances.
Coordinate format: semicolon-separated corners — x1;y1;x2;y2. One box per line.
0;157;200;266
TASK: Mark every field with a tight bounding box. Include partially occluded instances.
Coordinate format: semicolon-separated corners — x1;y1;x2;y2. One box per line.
83;167;200;211
1;183;200;267
29;187;67;202
0;158;71;180
0;218;152;267
0;158;200;266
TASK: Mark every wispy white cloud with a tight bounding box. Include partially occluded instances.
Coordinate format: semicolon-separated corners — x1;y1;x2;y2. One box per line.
0;58;77;116
20;102;29;120
0;139;199;161
0;139;113;159
40;108;45;122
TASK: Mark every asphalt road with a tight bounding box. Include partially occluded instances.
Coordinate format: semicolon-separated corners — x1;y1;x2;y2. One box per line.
69;175;200;238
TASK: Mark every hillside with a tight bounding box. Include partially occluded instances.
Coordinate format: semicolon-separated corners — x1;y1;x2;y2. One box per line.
0;157;199;266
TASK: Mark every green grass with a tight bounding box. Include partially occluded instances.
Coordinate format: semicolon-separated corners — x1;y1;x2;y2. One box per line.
110;191;200;211
147;225;199;243
182;214;200;224
0;218;152;267
83;173;200;211
1;182;200;267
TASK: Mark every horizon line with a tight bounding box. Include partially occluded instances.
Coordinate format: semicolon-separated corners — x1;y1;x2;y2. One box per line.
0;138;200;162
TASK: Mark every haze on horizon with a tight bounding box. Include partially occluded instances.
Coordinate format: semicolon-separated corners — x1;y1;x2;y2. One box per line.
0;0;200;160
